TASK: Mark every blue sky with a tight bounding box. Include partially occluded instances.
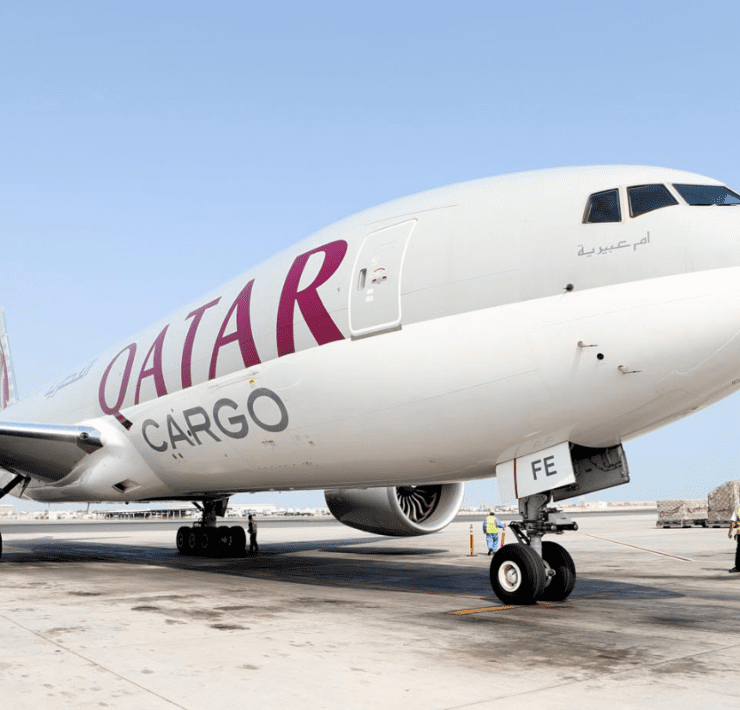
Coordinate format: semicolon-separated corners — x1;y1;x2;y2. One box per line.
2;1;740;510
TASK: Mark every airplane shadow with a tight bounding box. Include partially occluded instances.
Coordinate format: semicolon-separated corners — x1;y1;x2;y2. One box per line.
327;546;447;556
2;536;682;603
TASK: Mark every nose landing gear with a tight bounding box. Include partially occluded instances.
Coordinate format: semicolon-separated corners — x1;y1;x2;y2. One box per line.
489;493;578;605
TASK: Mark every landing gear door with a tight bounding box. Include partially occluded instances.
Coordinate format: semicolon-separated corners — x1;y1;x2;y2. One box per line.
349;220;416;338
496;442;576;503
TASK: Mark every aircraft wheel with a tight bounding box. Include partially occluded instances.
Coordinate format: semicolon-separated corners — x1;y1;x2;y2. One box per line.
230;526;246;555
0;529;3;560
176;526;189;555
216;526;232;557
187;528;199;555
197;528;213;555
540;541;576;602
490;543;546;605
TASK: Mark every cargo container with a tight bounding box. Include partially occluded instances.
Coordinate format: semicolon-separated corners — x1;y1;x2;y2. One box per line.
707;481;740;527
656;499;708;527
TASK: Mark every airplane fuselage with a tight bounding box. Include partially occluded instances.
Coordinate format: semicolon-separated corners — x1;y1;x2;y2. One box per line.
5;165;740;504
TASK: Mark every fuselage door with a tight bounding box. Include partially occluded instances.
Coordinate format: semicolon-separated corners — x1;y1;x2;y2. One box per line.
349;219;416;338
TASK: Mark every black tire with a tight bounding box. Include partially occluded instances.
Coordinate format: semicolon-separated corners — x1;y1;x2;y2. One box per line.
489;543;546;605
176;526;189;555
540;541;576;601
197;528;212;555
215;526;232;557
230;525;246;554
0;529;3;560
187;528;199;555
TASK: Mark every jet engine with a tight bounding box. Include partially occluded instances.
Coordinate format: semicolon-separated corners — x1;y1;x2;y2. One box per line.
324;483;465;537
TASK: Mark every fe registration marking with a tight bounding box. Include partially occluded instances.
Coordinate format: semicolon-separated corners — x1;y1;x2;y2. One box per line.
496;442;576;501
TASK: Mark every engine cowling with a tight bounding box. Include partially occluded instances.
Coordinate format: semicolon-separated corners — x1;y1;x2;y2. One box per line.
324;483;465;537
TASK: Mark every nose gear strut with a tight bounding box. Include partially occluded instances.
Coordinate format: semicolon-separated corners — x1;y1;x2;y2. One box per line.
489;493;578;605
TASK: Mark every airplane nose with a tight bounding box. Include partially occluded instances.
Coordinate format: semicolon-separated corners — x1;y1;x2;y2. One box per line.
653;265;740;399
524;262;740;446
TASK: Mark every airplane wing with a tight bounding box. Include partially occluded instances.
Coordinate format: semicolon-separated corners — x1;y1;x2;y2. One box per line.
0;422;103;483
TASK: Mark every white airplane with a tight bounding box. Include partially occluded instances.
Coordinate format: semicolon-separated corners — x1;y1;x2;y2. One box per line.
2;165;740;605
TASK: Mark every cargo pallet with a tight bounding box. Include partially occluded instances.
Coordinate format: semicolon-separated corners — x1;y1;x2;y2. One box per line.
656;519;708;528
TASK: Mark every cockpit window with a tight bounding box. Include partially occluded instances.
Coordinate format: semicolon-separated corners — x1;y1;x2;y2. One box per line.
584;189;621;223
628;184;678;217
673;184;740;206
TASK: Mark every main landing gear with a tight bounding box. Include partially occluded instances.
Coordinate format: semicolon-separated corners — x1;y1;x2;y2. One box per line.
175;498;247;558
489;493;578;605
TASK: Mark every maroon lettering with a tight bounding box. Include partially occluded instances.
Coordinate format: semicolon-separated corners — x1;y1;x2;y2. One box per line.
134;325;170;404
181;298;221;389
276;240;348;357
98;343;137;417
209;280;260;380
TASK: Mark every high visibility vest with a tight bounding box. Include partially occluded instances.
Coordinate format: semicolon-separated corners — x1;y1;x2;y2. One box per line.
486;515;499;534
732;507;740;532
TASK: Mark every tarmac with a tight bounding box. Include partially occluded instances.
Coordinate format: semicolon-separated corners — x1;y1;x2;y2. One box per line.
0;512;738;709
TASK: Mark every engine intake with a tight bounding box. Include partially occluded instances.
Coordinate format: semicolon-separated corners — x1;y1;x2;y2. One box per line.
324;482;464;537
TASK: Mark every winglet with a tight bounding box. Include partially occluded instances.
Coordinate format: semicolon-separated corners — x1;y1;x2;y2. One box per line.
0;309;19;410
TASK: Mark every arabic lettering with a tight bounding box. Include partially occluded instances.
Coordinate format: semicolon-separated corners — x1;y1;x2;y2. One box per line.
44;360;97;398
633;233;650;251
577;232;651;257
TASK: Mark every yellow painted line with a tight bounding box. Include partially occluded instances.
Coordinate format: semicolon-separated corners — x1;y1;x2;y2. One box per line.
451;601;562;615
254;569;619;613
452;605;520;614
576;531;695;562
450;592;623;614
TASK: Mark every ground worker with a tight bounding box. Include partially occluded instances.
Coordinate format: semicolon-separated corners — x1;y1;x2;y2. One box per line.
482;510;506;555
248;514;259;554
729;505;740;573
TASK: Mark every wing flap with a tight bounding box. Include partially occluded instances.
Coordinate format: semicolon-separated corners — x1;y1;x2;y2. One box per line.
0;422;103;482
